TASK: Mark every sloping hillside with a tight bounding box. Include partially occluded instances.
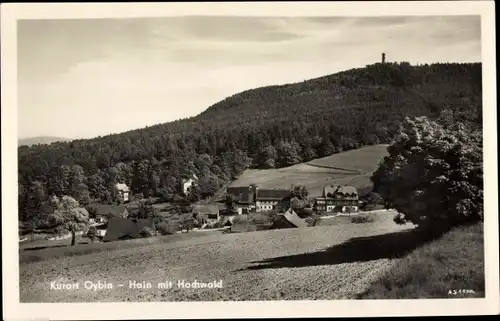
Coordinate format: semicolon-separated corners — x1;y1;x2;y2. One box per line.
18;62;482;222
229;144;389;196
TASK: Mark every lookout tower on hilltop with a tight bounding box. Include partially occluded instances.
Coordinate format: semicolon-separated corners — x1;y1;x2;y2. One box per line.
381;52;386;63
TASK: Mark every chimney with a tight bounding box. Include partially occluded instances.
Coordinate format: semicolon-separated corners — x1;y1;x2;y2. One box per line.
382;52;386;63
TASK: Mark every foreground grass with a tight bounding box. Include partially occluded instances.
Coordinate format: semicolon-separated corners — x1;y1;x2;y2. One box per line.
20;211;411;302
358;223;484;299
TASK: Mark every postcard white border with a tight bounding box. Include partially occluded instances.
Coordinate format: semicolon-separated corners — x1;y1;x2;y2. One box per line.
2;1;498;319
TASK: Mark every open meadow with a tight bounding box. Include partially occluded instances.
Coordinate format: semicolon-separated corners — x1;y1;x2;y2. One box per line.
19;210;424;302
229;144;389;196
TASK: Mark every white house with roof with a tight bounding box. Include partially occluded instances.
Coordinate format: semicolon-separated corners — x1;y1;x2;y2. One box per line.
314;185;359;213
182;174;199;195
115;183;130;202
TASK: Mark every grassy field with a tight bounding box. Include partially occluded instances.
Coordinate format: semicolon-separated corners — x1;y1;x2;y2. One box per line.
20;236;93;251
20;210;422;302
19;230;225;264
307;144;389;173
229;144;389;196
358;223;485;299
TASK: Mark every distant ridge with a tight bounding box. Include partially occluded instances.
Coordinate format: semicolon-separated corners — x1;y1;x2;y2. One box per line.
18;136;70;147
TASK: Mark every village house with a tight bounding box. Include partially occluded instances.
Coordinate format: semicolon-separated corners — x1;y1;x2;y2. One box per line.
314;185;359;213
182;174;199;195
226;186;256;214
192;204;220;224
102;217;155;242
226;184;291;214
270;208;308;229
255;188;291;213
93;204;130;224
115;183;130;203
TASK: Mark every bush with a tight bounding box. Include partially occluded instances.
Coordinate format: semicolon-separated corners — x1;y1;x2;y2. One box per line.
86;226;98;242
393;213;406;225
296;207;314;218
249;212;278;224
305;214;321;227
180;205;193;213
231;215;248;224
351;214;374;224
361;204;384;211
205;220;225;229
156;221;177;235
139;227;155;238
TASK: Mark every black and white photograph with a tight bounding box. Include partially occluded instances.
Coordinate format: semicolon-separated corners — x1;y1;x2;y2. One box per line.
2;1;498;319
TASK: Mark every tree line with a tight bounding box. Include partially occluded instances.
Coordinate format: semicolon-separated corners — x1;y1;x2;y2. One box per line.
18;62;482;229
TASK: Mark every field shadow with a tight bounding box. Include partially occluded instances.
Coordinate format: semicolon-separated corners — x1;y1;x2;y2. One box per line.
241;229;433;270
22;245;67;251
21;240;91;252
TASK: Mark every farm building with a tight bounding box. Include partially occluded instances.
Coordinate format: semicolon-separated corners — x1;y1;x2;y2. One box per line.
102;217;155;242
226;184;291;214
255;188;291;212
226;185;257;214
115;183;130;202
93;204;130;224
314;185;360;213
270;208;308;229
192;204;220;223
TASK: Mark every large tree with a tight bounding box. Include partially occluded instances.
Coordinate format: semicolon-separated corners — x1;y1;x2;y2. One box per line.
291;184;309;200
224;194;237;214
48;196;90;246
276;140;302;167
371;116;483;233
179;213;198;233
133;199;159;220
21;180;49;229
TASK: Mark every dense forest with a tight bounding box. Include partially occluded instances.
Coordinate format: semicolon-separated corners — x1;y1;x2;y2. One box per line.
18;62;482;227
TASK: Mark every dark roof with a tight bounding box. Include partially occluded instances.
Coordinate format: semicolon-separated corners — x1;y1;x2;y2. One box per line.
272;208;308;228
271;217;298;229
95;204;128;218
192;205;219;215
323;185;359;198
102;217;154;242
256;189;291;200
226;186;255;204
227;186;291;203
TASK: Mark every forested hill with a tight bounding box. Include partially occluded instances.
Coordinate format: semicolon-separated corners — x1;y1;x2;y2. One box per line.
18;62;482;217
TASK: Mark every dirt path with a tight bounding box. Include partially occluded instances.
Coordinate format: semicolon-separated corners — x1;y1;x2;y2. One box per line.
305;163;362;174
20;211;416;302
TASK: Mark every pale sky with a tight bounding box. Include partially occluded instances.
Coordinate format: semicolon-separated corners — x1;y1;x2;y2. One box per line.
17;16;481;139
